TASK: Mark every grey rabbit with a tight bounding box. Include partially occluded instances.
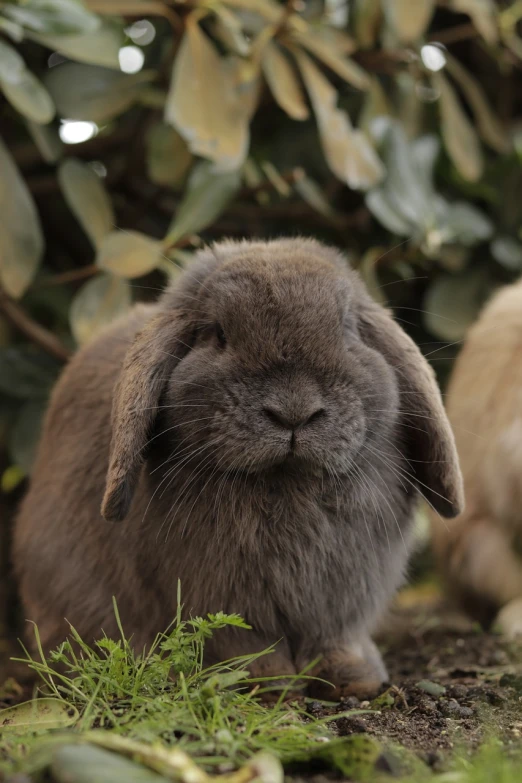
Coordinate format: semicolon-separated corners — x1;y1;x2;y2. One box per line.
13;238;463;698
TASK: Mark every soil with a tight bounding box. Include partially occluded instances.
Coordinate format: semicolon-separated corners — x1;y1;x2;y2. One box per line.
311;596;522;772
1;594;522;777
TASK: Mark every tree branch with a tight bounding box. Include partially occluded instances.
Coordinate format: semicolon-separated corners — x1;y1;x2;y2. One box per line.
0;287;71;363
39;265;98;287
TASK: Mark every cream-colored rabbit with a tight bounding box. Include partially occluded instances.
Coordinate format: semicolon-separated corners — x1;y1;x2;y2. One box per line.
431;278;522;636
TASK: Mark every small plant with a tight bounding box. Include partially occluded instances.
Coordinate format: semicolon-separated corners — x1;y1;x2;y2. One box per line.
1;591;380;781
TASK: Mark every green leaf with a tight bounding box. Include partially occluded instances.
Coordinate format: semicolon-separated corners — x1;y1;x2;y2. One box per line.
416;680;446;697
443;202;493;246
383;0;435;44
0;347;58;400
52;744;170;783
262;42;309;121
165;161;242;246
445;54;510;154
0;38;25;83
70;274;132;345
27;120;64;163
366;189;412;236
3;0;100;36
0;698;78;734
433;71;484;182
367;121;434;230
45;63;154;123
1;67;55;124
166;16;257;170
96;230;162;278
30;19;124;69
0;16;24;42
366;122;491;249
423;269;488;341
294;50;383;190
0;39;55;124
9;400;47;473
0;136;44;298
146;123;193;187
294;171;340;221
58;159;114;249
491;236;522;271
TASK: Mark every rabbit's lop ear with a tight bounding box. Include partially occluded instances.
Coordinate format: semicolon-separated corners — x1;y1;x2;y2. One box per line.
102;310;193;522
360;301;464;518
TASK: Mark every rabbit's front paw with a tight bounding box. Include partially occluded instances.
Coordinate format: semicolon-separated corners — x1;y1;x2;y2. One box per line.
247;652;301;702
306;644;387;701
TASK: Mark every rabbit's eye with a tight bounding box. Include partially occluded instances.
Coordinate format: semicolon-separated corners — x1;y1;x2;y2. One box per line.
215;323;227;348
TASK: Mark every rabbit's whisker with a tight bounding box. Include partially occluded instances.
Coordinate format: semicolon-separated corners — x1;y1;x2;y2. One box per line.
357;451;408;553
166;438;230;543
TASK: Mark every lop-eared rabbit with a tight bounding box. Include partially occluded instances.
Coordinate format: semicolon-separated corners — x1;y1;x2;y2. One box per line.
431;279;522;637
14;239;462;698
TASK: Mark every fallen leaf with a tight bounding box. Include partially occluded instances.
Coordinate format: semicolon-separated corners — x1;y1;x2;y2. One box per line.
52;745;170;783
0;698;78;734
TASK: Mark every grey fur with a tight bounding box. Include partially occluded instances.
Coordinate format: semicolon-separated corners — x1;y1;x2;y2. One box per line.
13;238;463;698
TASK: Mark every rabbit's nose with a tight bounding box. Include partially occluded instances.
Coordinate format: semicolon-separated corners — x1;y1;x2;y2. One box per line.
262;405;325;431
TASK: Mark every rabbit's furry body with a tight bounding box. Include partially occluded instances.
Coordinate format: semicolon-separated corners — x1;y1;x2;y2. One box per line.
431;279;522;636
14;239;462;697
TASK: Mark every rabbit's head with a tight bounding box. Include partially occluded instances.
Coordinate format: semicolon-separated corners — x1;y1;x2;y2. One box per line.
102;238;463;522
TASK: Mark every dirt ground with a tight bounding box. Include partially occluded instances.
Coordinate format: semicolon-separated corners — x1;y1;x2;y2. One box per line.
1;592;522;777
304;595;522;772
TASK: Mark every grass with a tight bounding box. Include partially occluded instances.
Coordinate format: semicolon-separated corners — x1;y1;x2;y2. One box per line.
1;590;521;783
0;592;381;781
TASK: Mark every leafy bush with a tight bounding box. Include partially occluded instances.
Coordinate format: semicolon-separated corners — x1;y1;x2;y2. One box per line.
1;0;522;485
